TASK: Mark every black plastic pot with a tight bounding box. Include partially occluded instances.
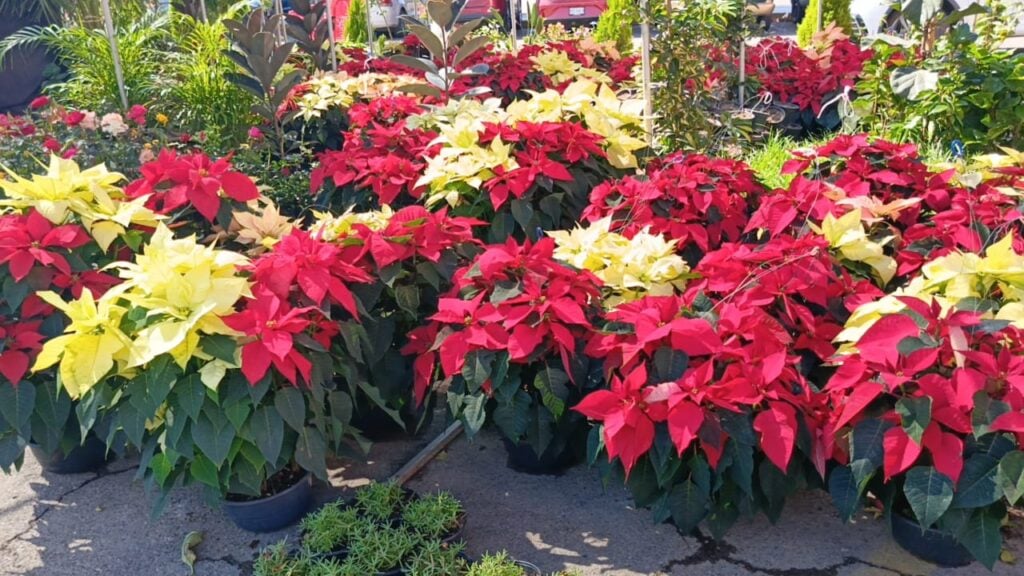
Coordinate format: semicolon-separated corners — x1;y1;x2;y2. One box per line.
502;438;580;475
513;560;542;575
351;393;436;442
440;512;468;545
222;472;313;533
890;512;973;567
29;434;113;475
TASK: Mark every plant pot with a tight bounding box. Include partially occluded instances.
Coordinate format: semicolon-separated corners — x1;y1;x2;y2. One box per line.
776;102;801;126
513;560;542;575
440;512;468;545
781;123;806;139
502;438;580;476
351;392;436;442
222;472;313;533
29;434;113;475
890;512;973;567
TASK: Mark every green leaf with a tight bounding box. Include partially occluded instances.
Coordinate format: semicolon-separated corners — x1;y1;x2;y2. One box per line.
851;419;892;467
150;453;174;487
174;374;206;422
117;402;147;448
0;382;36;433
651;347;689;383
829;465;863;522
295;427;328;481
224;402;251;433
510;199;534;232
890;67;939;101
901;0;945;27
461;350;494;392
972;392;1010;437
395;285;421;316
958;508;1004;569
534;366;569;420
903;466;954;529
895;397;931;444
490;280;523;304
460;393;487;436
202;335;238;364
274;387;307;433
997;451;1024;505
668;480;708;533
192;412;235;468
492;390;532;441
250;406;284;465
952;454;1001;509
189;454;220;489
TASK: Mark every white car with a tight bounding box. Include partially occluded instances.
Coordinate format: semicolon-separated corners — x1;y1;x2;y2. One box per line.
850;0;1024;38
368;0;409;32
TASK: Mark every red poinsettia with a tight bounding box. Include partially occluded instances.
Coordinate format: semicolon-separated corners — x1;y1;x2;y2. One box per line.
224;288;317;386
248;229;374;318
0;319;44;386
352;206;482;269
404;237;602;405
125;149;260;222
0;210;90;281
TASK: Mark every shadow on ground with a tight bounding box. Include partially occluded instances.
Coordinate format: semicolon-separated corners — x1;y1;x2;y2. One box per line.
0;410;1020;575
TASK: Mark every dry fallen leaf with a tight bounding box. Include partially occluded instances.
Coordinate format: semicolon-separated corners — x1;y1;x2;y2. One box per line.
181;531;203;575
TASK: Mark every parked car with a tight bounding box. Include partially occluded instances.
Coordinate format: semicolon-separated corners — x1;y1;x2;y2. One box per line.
536;0;606;25
369;0;409;32
851;0;1024;38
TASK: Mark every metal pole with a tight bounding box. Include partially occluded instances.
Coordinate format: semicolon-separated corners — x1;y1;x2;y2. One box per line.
101;0;129;110
199;0;208;22
738;41;745;108
817;0;823;33
510;0;517;52
366;0;375;56
325;0;339;71
640;0;654;145
276;0;287;41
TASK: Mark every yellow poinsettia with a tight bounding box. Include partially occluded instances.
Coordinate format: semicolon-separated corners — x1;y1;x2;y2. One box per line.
550;217;691;307
32;289;132;399
308;205;393;242
0;155;124;224
531;50;611;85
419;125;516;207
106;224;251;369
77;186;163;252
230;200;295;254
811;209;896;286
294;72;419;120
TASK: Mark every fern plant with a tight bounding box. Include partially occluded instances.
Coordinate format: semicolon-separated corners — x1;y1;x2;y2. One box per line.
346;0;370;44
0;11;169;109
796;0;853;47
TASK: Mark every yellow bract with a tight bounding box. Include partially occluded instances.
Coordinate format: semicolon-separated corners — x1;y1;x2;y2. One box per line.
811;209;896;286
105;224;251;369
0;155;161;250
549;217;691;307
230;200;295;254
32;289;132;399
294;72;420;120
309;205;394;242
530;50;610;86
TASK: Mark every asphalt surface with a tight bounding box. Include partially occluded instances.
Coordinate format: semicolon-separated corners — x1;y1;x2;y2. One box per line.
0;411;1021;575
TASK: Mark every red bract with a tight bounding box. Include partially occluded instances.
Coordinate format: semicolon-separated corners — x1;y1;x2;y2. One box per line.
584;153;763;254
248;229;374;318
224;288;317;386
404;237;602;405
0;319;44;385
125;149;260;222
826;298;1024;481
347;96;424;129
356;206;482;269
311;122;439;206
746;37;871;113
0;211;90;281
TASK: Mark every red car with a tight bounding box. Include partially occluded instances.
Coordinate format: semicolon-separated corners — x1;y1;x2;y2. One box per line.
536;0;606;24
455;0;513;24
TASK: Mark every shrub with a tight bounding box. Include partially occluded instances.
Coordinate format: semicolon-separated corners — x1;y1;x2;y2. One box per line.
594;0;633;53
796;0;853;47
345;0;369;45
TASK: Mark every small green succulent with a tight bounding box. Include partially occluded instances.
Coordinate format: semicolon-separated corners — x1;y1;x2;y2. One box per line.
466;552;529;576
345;525;420;573
402;538;468;576
300;502;368;555
401;491;464;539
354;482;406;522
252;540;307;576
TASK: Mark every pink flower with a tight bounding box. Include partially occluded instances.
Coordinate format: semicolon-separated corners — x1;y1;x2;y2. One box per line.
64;111;86;127
179;133;192;144
127;104;147;125
62;147;78;159
248;126;264;141
100;112;128;136
80;111;98;130
29;96;50;110
138;147;156;164
43;137;61;154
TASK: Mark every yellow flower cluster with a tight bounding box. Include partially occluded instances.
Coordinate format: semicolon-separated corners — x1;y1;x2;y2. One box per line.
836;233;1024;349
294;72;420;120
0;156;162;251
530;50;610;86
35;225;251;397
549;217;691;307
810;209;895;287
308;205;394;242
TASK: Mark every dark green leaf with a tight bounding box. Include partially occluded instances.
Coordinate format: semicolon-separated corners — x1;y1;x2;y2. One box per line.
651;347;688;383
958;507;1003;569
829;465;863;522
668;480;708;533
895;397;931;444
189;454;220;489
0;382;36;432
492;389;531;441
998;451;1024;505
202;335;238;364
971;392;1009;437
904;466;953;529
192;412;235;468
274;387;307;433
460;393;487;436
534;366;569;419
952;454;1001;509
295;427;328;481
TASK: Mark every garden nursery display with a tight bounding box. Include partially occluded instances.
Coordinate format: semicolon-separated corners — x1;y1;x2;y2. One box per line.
1;0;1024;573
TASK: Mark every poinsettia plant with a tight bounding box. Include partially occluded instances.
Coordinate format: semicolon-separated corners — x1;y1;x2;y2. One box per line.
0;157;156;471
580;294;828;535
304;205;482;435
825;294;1024;568
405;237;604;463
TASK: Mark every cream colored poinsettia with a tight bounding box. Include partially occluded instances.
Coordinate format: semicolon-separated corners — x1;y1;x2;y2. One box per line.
230;200;295;254
810;209;896;286
549;217;691;307
308;205;394;242
0;155;125;223
531;49;610;86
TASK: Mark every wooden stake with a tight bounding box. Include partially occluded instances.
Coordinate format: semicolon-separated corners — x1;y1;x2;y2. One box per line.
640;0;654;145
389;421;464;486
101;0;129;110
325;0;339;71
365;0;375;56
510;0;517;52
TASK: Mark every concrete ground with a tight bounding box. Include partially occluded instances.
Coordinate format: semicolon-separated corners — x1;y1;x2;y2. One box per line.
0;415;1021;576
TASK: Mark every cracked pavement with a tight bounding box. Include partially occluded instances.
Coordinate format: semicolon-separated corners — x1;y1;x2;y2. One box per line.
0;421;1021;575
